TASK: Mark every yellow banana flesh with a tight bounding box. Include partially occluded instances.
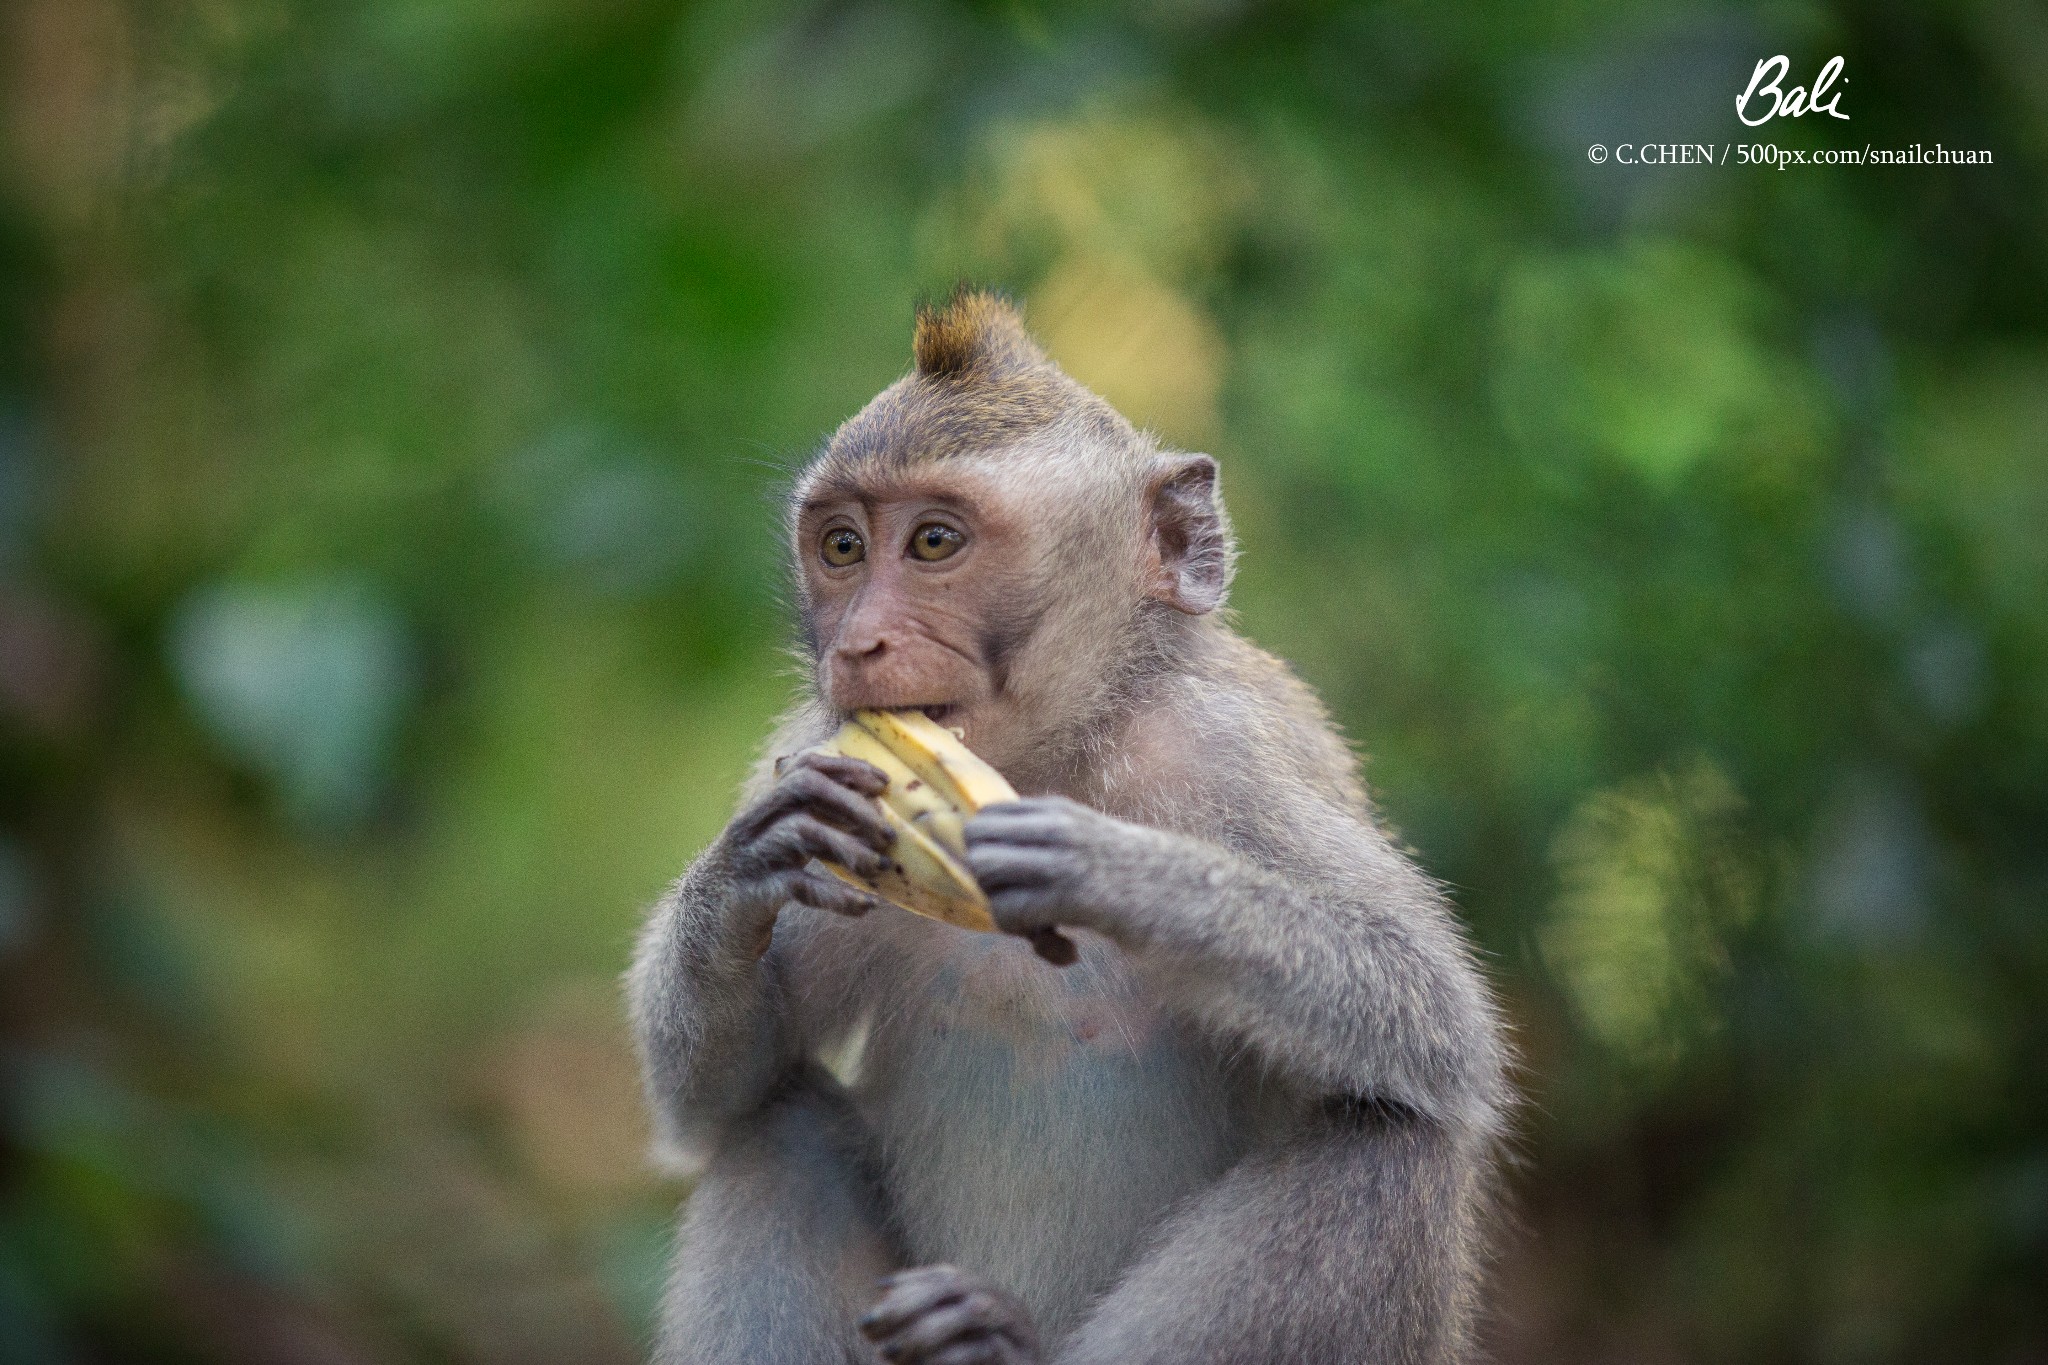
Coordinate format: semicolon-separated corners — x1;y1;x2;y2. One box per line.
806;709;1017;931
851;708;1017;815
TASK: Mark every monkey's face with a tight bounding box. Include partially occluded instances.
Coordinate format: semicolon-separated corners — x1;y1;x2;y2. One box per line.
790;290;1230;777
796;463;1051;764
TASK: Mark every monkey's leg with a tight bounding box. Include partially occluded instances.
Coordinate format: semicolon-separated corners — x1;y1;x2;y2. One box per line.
1059;1106;1489;1365
656;1066;903;1365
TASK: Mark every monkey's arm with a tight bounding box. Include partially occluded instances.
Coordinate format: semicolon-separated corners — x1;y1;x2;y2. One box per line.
965;798;1507;1127
626;849;800;1157
628;740;892;1157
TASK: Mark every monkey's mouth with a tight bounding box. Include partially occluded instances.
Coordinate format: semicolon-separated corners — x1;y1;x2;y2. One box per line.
838;701;960;725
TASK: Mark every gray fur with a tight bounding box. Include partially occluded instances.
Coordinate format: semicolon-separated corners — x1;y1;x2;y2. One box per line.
627;294;1511;1365
658;1066;903;1364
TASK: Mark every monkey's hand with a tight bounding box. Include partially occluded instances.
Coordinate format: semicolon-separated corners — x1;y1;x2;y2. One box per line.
964;796;1182;955
718;750;895;920
859;1265;1043;1365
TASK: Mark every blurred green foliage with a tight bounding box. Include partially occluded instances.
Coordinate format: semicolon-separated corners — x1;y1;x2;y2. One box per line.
2;0;2044;1361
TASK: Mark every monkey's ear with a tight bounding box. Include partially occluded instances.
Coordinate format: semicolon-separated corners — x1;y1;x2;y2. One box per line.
1145;454;1233;615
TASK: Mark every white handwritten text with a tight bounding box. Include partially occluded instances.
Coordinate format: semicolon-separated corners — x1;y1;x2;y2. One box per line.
1737;55;1849;126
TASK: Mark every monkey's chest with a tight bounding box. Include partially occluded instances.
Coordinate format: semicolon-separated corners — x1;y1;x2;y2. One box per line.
868;929;1194;1091
856;933;1241;1338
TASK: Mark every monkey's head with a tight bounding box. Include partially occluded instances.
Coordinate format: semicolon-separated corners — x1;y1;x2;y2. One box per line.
790;289;1234;778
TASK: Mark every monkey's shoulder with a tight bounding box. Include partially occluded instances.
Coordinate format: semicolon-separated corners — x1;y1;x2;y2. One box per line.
1090;640;1373;833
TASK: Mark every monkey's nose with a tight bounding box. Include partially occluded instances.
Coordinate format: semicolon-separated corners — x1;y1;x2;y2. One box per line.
833;635;888;664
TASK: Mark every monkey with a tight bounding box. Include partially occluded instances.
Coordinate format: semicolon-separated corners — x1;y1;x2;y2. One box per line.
626;289;1512;1365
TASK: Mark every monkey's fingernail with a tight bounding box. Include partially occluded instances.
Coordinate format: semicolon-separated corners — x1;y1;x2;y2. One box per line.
1031;927;1079;967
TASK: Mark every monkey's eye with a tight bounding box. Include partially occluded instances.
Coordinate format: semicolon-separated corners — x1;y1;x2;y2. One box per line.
908;522;965;562
820;527;866;567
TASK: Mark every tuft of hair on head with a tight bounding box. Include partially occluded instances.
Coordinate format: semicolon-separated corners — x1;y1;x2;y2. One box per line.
912;287;1047;381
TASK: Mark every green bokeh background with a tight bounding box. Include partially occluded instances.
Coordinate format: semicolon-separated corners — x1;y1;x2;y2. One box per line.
2;2;2044;1361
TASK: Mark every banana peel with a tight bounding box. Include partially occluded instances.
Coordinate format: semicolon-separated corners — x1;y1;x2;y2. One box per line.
806;709;1017;931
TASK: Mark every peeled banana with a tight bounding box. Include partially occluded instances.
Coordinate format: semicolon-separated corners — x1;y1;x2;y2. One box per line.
804;709;1017;931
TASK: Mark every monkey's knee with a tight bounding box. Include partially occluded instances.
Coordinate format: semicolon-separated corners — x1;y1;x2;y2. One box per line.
656;1068;901;1365
1064;1114;1488;1365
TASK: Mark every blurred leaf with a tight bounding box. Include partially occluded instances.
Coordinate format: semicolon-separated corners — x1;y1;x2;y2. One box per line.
168;577;416;831
1495;240;1788;487
1541;757;1759;1073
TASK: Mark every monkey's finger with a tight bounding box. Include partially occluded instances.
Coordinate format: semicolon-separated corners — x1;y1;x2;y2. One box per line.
860;1269;971;1338
788;749;890;796
925;1341;1012;1365
984;896;1081;966
964;816;1083;852
780;869;879;918
786;768;896;849
984;885;1060;923
744;767;895;850
964;796;1064;818
882;1300;998;1359
963;846;1069;892
763;814;889;878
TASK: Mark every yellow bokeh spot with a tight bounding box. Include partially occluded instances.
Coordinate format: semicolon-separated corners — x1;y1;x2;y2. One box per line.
1540;758;1757;1071
1029;251;1224;445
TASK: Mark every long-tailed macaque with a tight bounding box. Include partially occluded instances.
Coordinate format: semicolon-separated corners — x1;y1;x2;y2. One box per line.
627;290;1511;1365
